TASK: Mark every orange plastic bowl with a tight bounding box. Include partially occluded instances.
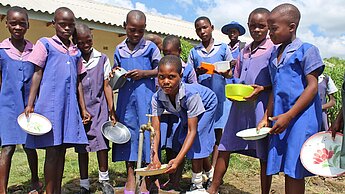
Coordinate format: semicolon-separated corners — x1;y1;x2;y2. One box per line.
200;62;215;74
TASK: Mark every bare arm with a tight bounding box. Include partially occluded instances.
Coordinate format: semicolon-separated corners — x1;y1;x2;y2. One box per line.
165;116;197;174
270;71;319;134
77;75;91;124
151;115;162;167
24;65;43;116
104;79;116;123
125;69;158;80
322;93;336;110
152;115;161;159
329;107;343;137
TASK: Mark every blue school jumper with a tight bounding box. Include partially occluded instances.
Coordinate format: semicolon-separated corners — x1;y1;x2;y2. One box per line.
268;39;324;179
112;39;161;162
153;83;217;159
25;38;88;148
187;41;233;129
0;48;34;146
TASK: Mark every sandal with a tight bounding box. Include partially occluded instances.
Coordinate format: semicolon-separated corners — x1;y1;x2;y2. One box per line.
28;181;43;194
124;184;135;194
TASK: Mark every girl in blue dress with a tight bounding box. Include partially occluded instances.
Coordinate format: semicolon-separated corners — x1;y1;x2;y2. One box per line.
258;3;324;194
188;16;233;174
151;55;217;193
0;7;41;193
110;10;161;193
160;35;197;191
24;7;90;194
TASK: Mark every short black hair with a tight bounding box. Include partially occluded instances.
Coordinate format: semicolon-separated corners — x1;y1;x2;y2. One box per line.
145;34;162;47
194;16;211;27
54;7;75;21
158;55;182;74
7;6;28;20
271;3;300;27
163;35;181;50
75;23;91;35
248;8;270;21
126;10;146;23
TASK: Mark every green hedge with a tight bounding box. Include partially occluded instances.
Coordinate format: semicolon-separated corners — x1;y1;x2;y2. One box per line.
324;57;345;123
180;38;194;62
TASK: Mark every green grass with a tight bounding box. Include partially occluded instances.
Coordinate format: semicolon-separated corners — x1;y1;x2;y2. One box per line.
7;146;259;193
8;145;127;193
7;146;343;194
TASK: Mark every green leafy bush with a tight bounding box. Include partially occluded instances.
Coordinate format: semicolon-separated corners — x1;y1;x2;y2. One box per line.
323;57;345;123
180;38;194;62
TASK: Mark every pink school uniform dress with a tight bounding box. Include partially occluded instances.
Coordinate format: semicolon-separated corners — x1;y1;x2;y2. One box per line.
219;37;274;160
0;38;34;146
25;35;88;148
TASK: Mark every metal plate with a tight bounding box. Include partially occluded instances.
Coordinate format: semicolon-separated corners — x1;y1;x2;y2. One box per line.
101;121;131;144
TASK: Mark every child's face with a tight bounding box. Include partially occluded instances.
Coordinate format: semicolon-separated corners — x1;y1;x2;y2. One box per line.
53;11;76;41
195;19;213;42
6;11;29;40
248;13;269;43
267;13;292;45
76;32;93;55
158;64;181;96
163;43;180;57
125;19;146;46
228;28;239;42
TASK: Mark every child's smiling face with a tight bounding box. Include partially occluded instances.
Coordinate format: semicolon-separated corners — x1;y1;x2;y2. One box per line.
125;18;146;46
195;19;213;42
53;10;75;41
248;13;269;43
158;63;181;96
6;11;29;40
76;32;93;55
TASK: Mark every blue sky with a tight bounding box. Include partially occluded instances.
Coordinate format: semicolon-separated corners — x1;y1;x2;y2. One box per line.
98;0;345;58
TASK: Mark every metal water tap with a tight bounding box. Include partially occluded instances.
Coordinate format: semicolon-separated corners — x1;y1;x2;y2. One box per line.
136;114;155;193
139;114;155;138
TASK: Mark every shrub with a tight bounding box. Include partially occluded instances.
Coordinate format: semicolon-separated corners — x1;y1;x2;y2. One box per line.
180;38;194;62
323;57;345;124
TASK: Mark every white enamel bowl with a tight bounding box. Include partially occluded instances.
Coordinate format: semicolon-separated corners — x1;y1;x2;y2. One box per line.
17;113;52;135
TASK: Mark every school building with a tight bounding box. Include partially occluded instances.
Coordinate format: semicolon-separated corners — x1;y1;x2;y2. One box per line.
0;0;240;65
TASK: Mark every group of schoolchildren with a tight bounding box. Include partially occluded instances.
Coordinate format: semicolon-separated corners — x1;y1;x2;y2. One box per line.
0;2;341;194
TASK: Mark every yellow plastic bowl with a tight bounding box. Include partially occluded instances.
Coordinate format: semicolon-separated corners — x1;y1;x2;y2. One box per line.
225;84;254;101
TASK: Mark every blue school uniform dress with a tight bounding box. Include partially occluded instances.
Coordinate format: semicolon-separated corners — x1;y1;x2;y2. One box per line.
160;59;197;150
112;38;161;162
152;83;217;159
268;38;324;179
25;36;88;148
187;40;233;129
0;39;34;146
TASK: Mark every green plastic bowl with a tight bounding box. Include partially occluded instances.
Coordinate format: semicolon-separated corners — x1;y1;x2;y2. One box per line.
225;84;254;101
